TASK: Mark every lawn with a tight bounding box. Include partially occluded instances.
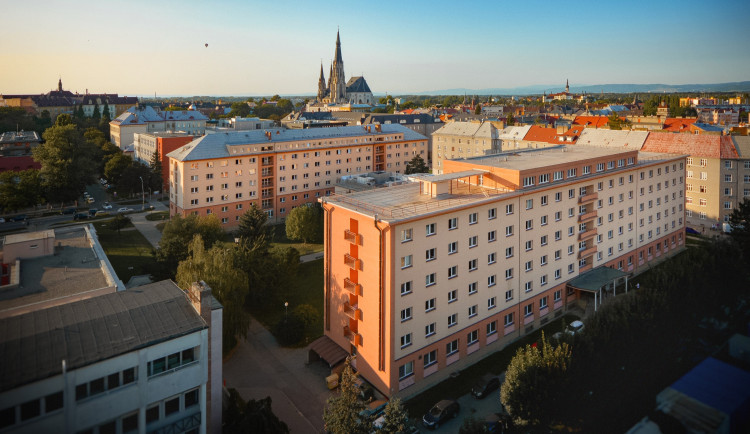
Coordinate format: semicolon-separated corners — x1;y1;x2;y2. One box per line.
248;258;324;346
403;314;579;419
93;220;155;283
267;223;324;256
145;211;170;221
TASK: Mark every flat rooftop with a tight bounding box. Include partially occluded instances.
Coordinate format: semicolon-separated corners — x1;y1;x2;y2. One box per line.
0;227;112;313
460;145;638;171
324;146;683;221
0;280;207;392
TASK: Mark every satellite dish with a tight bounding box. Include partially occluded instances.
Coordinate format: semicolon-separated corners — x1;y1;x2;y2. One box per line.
205;43;208;48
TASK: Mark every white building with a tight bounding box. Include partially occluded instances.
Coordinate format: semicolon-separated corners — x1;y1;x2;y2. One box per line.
110;105;208;150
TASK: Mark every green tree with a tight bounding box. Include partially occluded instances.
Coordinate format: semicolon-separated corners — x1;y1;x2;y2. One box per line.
270;94;280;102
291;303;318;329
506;113;515;126
285;204;323;244
176;235;250;349
55;113;73;126
76;104;85;119
33;123;97;204
0;169;43;211
405;155;429;174
459;415;489;434
607;112;623;130
156;213;224;279
102;102;110;121
229;102;251;118
728;198;750;262
236;204;268;246
92;104;101;121
474;104;482;115
500;332;571;427
109;214;131;234
223;388;289;434
150;152;163;192
323;357;370;434
380;397;409;433
104;153;134;185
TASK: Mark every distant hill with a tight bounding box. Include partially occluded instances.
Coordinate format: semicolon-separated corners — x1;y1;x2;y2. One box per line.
414;81;750;96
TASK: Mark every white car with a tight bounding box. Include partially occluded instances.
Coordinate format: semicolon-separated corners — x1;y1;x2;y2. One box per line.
117;207;134;213
568;320;584;335
102;202;113;210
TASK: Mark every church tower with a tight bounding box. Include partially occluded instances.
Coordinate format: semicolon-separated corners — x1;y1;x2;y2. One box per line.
565;79;569;93
317;63;327;102
58;77;63;92
328;30;347;104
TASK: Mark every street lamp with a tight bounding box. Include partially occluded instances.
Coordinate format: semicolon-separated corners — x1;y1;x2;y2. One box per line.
138;176;145;211
284;302;289;321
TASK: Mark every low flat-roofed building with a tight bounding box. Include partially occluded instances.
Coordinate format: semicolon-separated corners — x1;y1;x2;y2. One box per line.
321;144;686;399
0;279;223;434
0;226;123;318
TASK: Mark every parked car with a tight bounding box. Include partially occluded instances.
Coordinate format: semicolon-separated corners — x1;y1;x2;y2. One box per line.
94;211;110;217
373;415;419;433
354;377;375;402
554;320;585;341
86;197;95;204
359;399;388;419
88;208;98;216
422;399;459;429
472;375;500;399
10;214;27;222
484;411;513;433
102;202;113;210
0;217;5;223
116;207;134;213
73;213;89;220
62;207;76;215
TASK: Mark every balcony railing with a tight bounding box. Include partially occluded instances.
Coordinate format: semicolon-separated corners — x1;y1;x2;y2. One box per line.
578;210;597;222
343;278;361;296
344;254;361;270
344;326;361;346
343;302;361;320
578;192;598;204
344;230;361;245
579;246;597;258
578;228;597;241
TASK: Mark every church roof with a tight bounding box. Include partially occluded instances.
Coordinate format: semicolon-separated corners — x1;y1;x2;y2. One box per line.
346;76;371;93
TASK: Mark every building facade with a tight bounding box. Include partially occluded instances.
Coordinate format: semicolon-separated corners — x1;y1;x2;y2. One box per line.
110;105;207;150
0;131;41;172
167;124;428;226
321;145;686;399
133;132;194;193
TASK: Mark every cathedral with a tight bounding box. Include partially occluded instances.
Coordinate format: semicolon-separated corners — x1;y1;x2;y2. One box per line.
316;31;374;105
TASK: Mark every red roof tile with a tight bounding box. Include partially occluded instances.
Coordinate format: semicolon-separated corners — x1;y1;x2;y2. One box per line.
573;116;610;128
523;126;558;143
663;118;697;132
641;132;737;159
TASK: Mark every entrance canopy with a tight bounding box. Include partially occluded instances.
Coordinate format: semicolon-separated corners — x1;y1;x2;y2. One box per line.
309;335;348;368
567;266;629;293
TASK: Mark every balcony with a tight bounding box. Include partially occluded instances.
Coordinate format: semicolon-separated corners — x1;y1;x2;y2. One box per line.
344;326;362;346
375;147;384;155
578;192;598;204
343;302;361;320
579;263;593;273
344;254;361;270
579;228;597;241
261;158;273;166
344;230;361;245
579;246;597;259
343;278;361;296
578;210;597;223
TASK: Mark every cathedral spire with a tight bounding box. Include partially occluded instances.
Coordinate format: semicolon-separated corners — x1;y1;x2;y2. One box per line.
565;79;569;93
58;77;63;92
317;62;327;102
334;29;343;63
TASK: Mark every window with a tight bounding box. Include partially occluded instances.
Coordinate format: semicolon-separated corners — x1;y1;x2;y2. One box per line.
448;265;458;278
526;199;533;210
541;215;548;226
426;223;436;236
400;333;412;348
540;274;548;286
488;230;496;242
505;246;514;258
467;330;479;344
555;269;561;279
448;241;457;254
506;204;514;215
448;289;458;303
401;228;412;242
488;208;497;219
468;305;477;318
488;297;496;310
505;268;513;279
525;219;533;230
424;350;437;367
468;259;478;271
401;255;412;269
147;348;196;377
425;298;436;312
146;405;160;424
504;312;514;327
446;339;459;355
488;274;496;286
468;281;478;294
398;362;414;379
524;303;533;317
525;260;533;272
506;225;514;236
487;321;497;335
488;252;496;264
425;323;436;337
448;217;458;230
469;212;478;224
400;281;412;295
400;307;412;322
469;236;478;247
426;248;436;261
426;273;436;286
448;313;457;327
525;281;533;292
505;289;513;301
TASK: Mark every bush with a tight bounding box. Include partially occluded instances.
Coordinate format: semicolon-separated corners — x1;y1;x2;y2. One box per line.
273;314;305;346
292;304;319;328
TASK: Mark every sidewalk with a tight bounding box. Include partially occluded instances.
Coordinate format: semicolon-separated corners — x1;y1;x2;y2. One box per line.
128;201;169;248
223;318;331;433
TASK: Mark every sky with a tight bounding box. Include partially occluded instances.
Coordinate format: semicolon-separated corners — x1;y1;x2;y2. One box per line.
2;0;750;97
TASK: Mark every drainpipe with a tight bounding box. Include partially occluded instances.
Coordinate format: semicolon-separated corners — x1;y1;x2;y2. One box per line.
374;214;385;371
324;202;332;331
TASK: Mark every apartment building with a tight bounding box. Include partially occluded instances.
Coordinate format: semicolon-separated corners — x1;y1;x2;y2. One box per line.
167;124;428;226
0;131;41;173
320;145;686;399
133;132;194;193
110;105;207;150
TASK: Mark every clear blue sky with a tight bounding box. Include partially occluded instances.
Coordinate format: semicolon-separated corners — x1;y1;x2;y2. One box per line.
2;0;749;96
